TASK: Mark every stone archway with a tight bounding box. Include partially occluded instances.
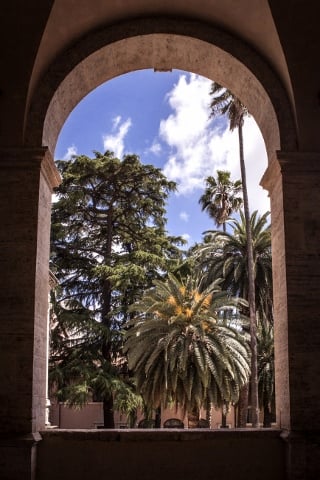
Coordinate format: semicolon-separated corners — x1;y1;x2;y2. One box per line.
25;16;298;434
25;17;297;157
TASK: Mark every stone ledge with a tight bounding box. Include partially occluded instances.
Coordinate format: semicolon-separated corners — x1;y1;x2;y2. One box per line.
40;427;282;442
0;432;42;447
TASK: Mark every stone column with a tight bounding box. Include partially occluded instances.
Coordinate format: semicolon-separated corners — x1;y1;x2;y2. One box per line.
0;147;60;479
261;151;320;479
46;272;58;427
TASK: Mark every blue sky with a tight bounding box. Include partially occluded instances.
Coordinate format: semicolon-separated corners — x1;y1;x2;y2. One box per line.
54;69;270;246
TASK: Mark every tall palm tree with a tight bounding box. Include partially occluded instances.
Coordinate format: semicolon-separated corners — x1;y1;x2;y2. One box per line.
194;210;272;425
196;211;272;321
209;82;259;426
257;321;275;427
124;273;251;426
199;170;243;232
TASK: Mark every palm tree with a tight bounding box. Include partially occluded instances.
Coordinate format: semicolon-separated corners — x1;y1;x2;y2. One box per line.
199;170;243;232
257;321;275;427
124;273;250;427
208;82;259;426
194;210;272;425
196;211;272;320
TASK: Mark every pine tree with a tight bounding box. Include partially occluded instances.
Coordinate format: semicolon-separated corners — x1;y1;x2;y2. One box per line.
50;151;184;427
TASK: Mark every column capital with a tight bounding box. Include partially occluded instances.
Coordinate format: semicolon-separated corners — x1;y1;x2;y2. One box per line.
276;150;320;175
0;146;61;190
261;151;320;193
260;158;281;193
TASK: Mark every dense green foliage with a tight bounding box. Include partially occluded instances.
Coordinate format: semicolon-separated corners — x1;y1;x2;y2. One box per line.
49;146;274;429
124;273;250;420
194;210;273;320
50;151;185;426
194;209;274;425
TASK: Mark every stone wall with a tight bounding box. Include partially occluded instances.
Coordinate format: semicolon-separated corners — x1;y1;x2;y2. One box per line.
37;429;285;480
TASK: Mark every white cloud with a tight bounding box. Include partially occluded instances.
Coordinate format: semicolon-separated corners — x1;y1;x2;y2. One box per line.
148;140;162;155
179;211;189;222
103;116;132;158
160;73;270;214
63;145;78;160
112;115;122;129
240;117;270;214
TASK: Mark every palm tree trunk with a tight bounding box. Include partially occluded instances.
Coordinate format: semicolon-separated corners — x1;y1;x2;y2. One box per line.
188;406;200;428
205;398;212;427
155;406;161;428
263;405;272;428
237;383;249;427
238;121;259;427
221;401;229;428
103;397;115;428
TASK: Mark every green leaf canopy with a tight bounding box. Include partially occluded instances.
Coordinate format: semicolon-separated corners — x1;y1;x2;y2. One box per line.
124;273;250;416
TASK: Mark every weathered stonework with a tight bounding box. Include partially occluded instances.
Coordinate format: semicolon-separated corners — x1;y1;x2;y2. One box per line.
0;148;59;478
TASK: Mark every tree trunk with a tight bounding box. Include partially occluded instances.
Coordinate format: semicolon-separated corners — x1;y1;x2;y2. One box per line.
155;406;161;429
263;405;272;428
101;212;116;428
237;383;249;427
220;401;229;428
221;412;227;428
101;276;114;428
238;121;259;427
103;396;115;428
188;406;200;428
205;398;212;427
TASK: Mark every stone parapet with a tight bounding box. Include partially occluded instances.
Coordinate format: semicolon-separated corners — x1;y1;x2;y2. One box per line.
37;429;285;480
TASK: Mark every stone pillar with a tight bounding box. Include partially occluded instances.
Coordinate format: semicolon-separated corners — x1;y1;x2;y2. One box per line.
46;272;58;427
0;147;60;479
261;151;320;479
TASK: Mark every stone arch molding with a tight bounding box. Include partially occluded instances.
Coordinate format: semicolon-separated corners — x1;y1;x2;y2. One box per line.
26;17;297;161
